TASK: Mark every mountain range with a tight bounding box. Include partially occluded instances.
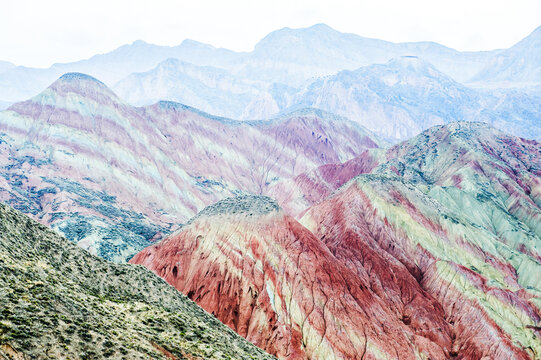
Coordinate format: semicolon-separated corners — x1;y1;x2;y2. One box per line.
0;73;379;262
1;24;540;141
1;22;540;360
112;55;541;141
131;121;541;359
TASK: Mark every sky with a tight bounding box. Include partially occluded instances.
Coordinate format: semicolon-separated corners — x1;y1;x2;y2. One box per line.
1;0;540;68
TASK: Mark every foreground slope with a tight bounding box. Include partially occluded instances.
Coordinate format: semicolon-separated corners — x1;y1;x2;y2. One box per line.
0;73;378;261
131;195;459;359
0;202;274;360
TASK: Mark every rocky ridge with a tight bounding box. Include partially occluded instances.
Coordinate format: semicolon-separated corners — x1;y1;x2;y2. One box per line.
132;196;455;359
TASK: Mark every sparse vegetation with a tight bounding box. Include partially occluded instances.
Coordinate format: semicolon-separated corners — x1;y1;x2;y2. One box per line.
0;202;275;359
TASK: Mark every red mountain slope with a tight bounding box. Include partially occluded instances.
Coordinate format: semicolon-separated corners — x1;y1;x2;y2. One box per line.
302;175;540;359
130;196;458;359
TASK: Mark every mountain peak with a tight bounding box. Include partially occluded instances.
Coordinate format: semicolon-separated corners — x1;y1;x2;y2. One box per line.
194;195;280;220
180;38;215;50
511;24;541;48
254;23;342;50
386;55;433;71
56;72;105;84
47;72;119;101
305;23;335;32
427;121;500;139
131;39;148;46
529;25;541;37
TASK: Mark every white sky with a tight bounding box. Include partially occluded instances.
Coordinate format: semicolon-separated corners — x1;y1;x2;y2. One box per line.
1;0;541;68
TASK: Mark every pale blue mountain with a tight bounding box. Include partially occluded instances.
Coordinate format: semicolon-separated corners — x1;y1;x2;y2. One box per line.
0;23;519;104
240;23;496;86
0;60;15;74
113;58;269;119
0;40;240;102
284;56;541;141
110;54;541;141
471;26;541;87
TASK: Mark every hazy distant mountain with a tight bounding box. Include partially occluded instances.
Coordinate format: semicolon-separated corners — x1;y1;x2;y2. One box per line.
1;23;540;141
0;40;240;102
113;58;269;118
114;54;541;141
0;23;523;104
286;56;541;141
471;26;541;86
0;60;15;74
238;23;495;86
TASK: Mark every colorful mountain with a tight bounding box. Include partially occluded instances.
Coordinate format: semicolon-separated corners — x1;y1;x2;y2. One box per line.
277;121;541;223
301;173;540;359
299;122;541;358
0;201;275;359
267;149;383;218
132;122;541;359
130;195;454;359
0;73;379;261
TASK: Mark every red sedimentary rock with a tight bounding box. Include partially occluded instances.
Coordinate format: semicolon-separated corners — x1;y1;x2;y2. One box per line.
302;176;539;359
131;195;453;359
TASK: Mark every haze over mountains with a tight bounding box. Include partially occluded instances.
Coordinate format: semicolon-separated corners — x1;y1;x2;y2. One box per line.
1;24;540;141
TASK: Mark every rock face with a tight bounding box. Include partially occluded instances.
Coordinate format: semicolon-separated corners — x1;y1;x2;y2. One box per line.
132;122;541;359
301;175;540;359
0;201;275;360
299;122;541;358
131;195;456;359
0;73;379;261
